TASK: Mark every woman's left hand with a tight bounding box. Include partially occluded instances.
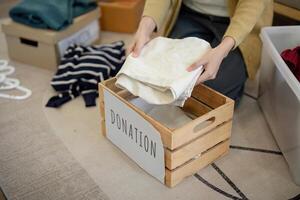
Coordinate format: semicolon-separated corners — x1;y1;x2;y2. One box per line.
187;36;235;84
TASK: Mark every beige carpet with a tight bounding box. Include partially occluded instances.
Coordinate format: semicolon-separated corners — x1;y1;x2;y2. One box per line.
0;60;110;200
0;22;110;199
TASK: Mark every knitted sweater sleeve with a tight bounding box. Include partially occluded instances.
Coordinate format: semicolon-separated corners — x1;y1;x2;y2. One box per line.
224;0;271;49
142;0;172;31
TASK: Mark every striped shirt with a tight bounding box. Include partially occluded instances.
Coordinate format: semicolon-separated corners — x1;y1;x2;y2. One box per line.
46;41;126;108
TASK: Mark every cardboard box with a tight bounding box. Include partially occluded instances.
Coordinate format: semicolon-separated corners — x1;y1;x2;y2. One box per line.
98;0;145;33
2;9;100;70
99;78;234;187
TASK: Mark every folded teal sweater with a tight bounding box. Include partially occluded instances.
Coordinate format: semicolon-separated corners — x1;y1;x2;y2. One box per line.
9;0;97;31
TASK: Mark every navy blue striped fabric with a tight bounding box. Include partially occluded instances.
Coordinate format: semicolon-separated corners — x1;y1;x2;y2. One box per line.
46;41;125;108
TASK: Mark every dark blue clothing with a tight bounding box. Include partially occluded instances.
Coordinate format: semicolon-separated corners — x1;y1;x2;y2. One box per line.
10;0;97;30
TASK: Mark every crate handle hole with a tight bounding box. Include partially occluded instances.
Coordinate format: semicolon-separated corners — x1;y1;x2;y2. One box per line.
20;38;39;47
193;117;215;133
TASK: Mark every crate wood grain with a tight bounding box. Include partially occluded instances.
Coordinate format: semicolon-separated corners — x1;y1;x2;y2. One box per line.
99;78;234;187
165;139;230;187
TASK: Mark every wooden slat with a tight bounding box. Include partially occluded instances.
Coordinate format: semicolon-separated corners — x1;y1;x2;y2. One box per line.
274;2;300;21
182;97;212;118
103;78;123;93
165;121;232;170
170;100;234;150
165;140;230;187
192;84;228;109
98;83;107;136
116;90;136;101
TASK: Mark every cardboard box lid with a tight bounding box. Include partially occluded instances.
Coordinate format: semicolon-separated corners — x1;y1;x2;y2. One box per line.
2;8;100;44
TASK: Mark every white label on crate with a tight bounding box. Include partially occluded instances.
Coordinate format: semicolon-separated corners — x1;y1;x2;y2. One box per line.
103;89;165;183
57;20;100;57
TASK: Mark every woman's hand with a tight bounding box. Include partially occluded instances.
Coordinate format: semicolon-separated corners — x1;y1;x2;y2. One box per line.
187;37;235;84
128;16;156;57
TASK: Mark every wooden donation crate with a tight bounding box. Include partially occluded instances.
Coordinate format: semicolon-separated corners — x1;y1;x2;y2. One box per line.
99;78;234;187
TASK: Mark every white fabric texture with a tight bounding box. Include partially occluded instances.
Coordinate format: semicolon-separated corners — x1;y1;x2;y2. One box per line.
116;37;211;106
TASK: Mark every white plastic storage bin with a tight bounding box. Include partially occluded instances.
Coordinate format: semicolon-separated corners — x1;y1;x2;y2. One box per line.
259;26;300;185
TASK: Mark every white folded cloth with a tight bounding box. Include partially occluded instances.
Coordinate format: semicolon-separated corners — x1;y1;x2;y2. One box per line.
116;37;211;106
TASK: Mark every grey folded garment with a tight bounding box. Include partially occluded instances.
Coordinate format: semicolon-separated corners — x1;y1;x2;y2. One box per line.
9;0;97;30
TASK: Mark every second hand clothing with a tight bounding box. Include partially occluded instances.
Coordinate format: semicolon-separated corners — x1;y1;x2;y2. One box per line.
116;36;210;106
46;41;125;108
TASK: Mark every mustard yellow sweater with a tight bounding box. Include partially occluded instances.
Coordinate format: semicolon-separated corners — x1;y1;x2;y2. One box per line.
143;0;273;79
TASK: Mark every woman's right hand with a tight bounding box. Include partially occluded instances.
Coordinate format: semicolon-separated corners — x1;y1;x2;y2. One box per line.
128;16;156;57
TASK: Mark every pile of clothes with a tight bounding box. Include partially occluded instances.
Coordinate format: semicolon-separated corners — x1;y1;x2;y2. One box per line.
9;0;97;30
281;46;300;82
46;41;126;108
